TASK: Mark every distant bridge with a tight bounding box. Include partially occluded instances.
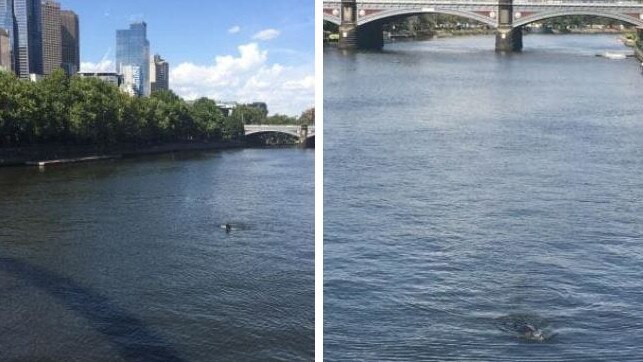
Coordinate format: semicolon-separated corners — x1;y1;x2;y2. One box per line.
244;125;315;145
324;0;643;51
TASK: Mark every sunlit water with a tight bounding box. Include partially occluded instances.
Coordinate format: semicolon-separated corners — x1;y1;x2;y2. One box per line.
324;34;643;361
0;149;314;361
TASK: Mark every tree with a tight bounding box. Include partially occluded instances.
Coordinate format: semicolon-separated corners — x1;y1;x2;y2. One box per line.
232;104;268;124
190;97;225;140
68;76;122;145
298;108;315;126
222;115;244;141
0;73;278;148
33;69;72;143
0;71;39;146
265;114;297;125
151;90;195;141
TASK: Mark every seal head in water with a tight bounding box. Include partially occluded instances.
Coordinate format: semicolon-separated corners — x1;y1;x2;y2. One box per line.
519;324;545;342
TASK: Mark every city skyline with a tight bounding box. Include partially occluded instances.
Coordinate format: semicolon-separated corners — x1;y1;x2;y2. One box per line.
70;0;314;116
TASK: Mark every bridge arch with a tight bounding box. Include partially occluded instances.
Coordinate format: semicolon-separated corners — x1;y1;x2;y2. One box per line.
358;8;499;28
324;14;341;26
245;130;301;138
513;10;643;28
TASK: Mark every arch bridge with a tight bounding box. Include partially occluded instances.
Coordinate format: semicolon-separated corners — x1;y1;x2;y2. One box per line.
324;0;643;51
244;125;315;145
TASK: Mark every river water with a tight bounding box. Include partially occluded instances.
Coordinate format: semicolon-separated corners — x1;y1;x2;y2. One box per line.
0;148;314;361
324;34;643;361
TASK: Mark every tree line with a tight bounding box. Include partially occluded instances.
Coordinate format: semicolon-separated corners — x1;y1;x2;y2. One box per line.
234;104;315;126
0;70;313;148
326;14;634;35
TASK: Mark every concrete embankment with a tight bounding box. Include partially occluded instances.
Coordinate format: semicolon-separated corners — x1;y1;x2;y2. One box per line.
0;141;246;168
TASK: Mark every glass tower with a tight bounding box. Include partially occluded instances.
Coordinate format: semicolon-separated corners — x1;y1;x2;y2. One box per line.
116;22;150;96
0;0;14;69
13;0;42;78
60;9;79;75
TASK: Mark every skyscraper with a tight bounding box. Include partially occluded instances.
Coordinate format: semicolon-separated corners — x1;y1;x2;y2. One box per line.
150;54;169;93
40;0;60;75
13;0;42;78
116;22;150;96
120;64;142;96
0;28;11;71
0;0;14;71
60;9;78;75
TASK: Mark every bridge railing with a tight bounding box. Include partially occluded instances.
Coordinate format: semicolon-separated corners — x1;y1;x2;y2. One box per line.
245;125;303;131
328;0;500;4
326;0;643;5
515;0;643;5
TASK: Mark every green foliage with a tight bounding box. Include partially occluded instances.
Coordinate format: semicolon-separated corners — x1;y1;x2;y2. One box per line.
222;115;245;141
261;107;315;126
265;114;298;125
541;15;630;29
298;108;315;126
381;14;633;34
191;97;224;140
232;104;268;125
0;72;249;147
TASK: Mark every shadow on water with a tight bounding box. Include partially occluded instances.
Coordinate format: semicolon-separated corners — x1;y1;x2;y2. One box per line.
0;258;185;362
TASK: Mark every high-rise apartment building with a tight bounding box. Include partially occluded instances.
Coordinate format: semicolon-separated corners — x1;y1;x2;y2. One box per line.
13;0;42;78
60;9;78;75
150;54;168;93
40;0;60;75
0;0;14;71
116;22;150;96
0;27;11;71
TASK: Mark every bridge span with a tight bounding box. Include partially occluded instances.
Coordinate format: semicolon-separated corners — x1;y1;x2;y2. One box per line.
324;0;643;51
244;125;315;145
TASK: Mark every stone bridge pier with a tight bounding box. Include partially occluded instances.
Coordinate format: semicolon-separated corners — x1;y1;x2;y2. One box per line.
338;0;385;50
337;0;526;52
338;0;358;49
495;0;523;52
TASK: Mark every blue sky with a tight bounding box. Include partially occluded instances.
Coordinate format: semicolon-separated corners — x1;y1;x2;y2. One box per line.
63;0;314;115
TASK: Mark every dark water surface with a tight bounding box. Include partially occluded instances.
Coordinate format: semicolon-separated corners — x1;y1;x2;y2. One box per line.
324;34;643;361
0;148;314;361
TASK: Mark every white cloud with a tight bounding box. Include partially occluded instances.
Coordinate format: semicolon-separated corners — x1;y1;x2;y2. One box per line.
170;43;313;116
283;76;315;91
80;60;114;73
252;28;281;41
228;26;241;34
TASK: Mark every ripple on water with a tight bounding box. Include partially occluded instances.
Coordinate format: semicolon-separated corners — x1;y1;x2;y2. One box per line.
325;34;643;361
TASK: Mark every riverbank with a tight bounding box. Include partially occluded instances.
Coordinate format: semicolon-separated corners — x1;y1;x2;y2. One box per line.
0;140;246;168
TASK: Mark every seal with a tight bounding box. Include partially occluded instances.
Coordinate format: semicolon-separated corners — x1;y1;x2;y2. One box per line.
518;324;545;342
220;224;233;233
496;314;550;342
